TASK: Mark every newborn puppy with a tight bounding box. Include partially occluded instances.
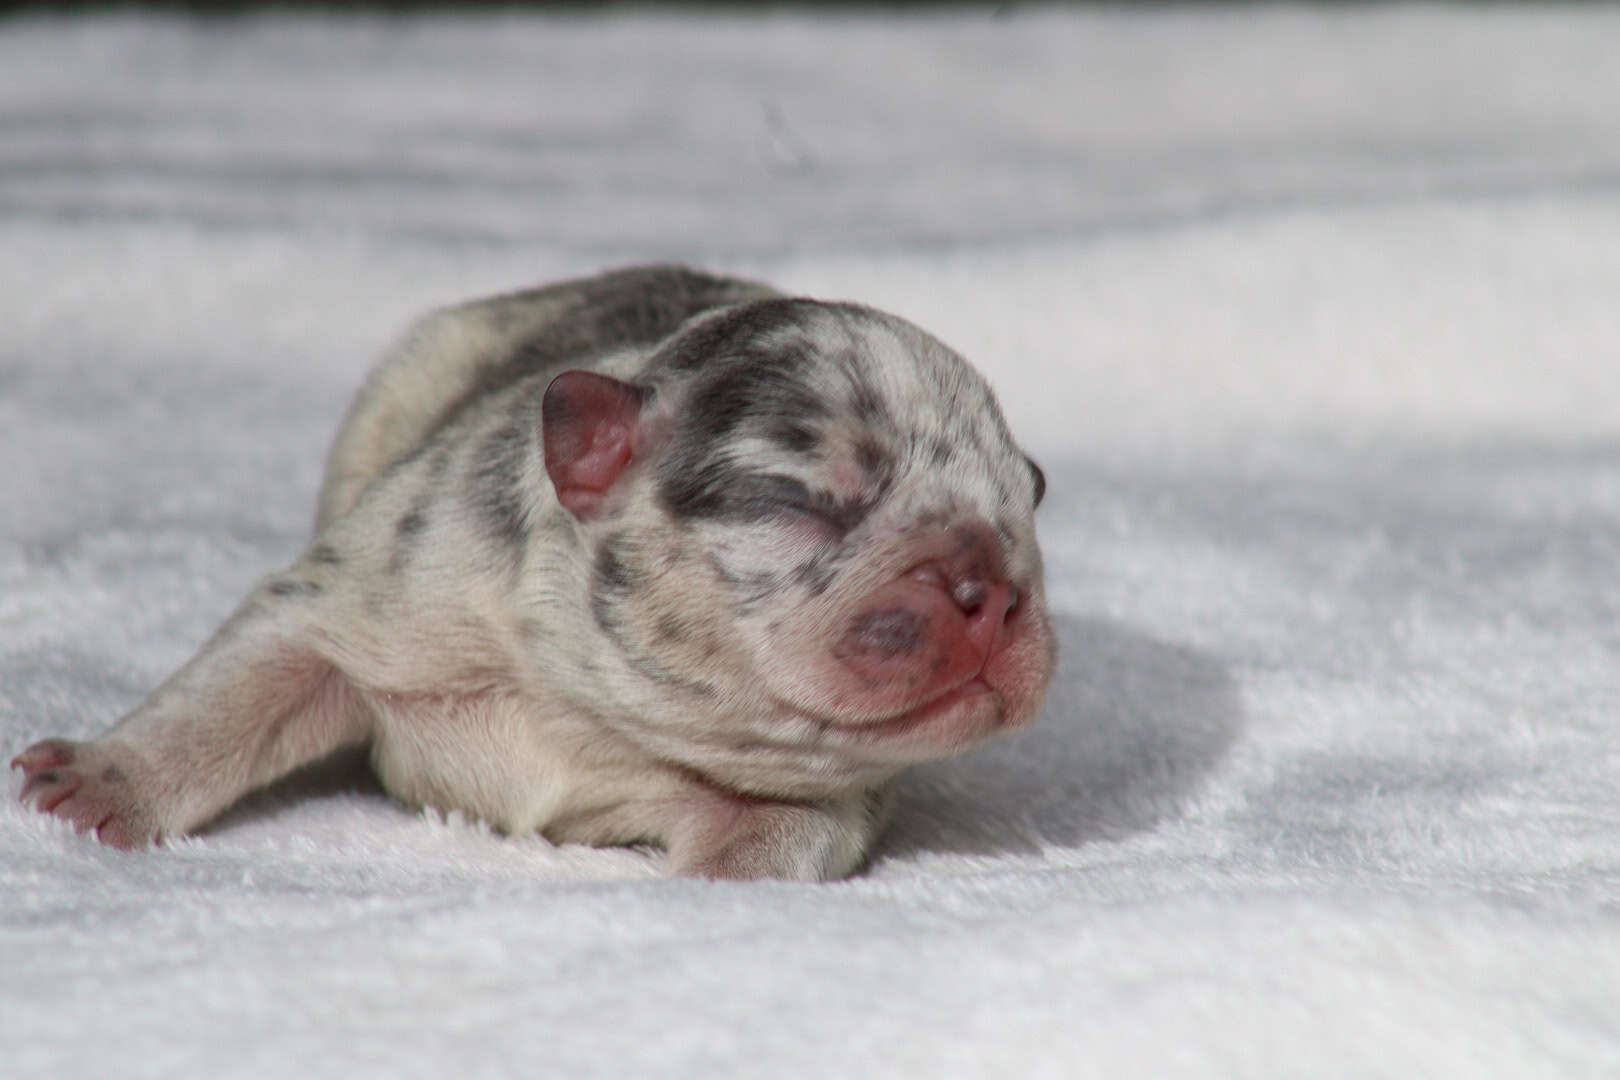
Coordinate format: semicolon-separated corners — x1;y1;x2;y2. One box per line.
12;266;1055;881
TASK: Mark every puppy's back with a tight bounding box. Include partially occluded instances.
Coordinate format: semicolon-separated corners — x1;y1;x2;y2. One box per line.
315;266;778;530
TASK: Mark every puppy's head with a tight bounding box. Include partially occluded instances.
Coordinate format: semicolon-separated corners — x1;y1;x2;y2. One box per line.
542;298;1054;794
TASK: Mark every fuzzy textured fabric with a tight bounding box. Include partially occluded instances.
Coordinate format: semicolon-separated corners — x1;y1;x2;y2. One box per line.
4;9;1619;1077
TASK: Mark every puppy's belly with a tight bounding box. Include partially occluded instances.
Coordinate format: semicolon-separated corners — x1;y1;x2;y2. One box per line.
366;687;679;845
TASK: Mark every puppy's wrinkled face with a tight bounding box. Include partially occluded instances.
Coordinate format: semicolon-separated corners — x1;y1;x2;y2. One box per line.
571;300;1054;789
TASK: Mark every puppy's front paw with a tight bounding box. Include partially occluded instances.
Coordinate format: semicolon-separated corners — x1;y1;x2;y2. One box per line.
668;799;869;883
11;738;160;849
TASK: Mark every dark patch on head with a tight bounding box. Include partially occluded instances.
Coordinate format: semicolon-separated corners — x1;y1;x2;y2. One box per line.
761;417;821;455
853;436;899;515
735;571;786;609
854;438;889;477
423;266;773;440
653;302;847;519
684;344;827;446
309;544;342;567
670;468;788;524
653;297;814;375
950;525;998;582
674;471;876;539
927;437;953;468
648;300;929;535
705;554;786;610
793;553;840;598
267;579;321;598
564;267;767;354
465;419;533;546
653;614;685;644
1025;455;1047;508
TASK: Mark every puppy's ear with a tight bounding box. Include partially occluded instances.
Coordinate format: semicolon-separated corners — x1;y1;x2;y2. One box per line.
541;371;653;519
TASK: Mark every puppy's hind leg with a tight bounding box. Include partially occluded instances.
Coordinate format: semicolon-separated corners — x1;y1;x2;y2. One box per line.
11;569;373;849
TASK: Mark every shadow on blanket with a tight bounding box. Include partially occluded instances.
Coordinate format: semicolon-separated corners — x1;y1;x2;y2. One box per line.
878;614;1244;862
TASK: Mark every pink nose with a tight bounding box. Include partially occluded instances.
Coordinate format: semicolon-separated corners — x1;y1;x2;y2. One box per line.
907;522;1019;664
952;579;1018;660
833;520;1023;707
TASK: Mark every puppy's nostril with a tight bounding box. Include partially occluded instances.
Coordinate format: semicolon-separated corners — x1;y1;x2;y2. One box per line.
951;580;988;613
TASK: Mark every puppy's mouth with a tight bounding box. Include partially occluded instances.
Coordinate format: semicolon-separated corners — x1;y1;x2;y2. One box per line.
844;674;1001;733
804;597;1044;757
752;522;1055;755
819;565;1020;720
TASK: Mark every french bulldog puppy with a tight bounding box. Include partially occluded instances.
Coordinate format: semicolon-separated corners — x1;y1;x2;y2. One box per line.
12;266;1055;881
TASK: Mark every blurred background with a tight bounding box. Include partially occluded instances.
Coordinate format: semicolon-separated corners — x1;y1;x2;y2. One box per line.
5;3;1618;460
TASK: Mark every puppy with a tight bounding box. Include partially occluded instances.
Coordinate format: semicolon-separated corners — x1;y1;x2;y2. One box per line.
12;266;1055;881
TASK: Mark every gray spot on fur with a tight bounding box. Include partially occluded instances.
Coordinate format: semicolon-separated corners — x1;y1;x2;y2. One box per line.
843;609;926;659
425;266;773;440
396;508;427;540
466;419;533;546
590;534;636;640
794;555;838;598
390;499;431;575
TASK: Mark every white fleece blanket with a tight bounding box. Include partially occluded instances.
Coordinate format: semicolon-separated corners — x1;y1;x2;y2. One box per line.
4;9;1619;1077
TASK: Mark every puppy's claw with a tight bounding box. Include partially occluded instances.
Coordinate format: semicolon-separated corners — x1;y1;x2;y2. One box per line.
10;737;77;773
11;738;159;849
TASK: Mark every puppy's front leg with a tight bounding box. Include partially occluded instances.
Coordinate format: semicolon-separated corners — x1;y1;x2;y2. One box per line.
665;783;896;882
11;565;370;848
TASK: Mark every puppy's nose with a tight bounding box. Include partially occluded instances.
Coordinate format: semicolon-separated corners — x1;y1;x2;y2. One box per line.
911;521;1018;661
951;579;1021;616
951;579;1016;661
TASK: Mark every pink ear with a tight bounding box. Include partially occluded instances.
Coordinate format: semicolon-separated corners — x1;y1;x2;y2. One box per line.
541;371;648;519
